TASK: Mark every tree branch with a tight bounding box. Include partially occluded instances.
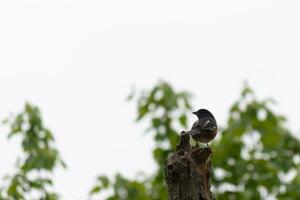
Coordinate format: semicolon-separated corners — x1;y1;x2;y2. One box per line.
165;131;213;200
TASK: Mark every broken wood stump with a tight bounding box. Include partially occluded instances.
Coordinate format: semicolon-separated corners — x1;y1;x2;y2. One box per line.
165;131;213;200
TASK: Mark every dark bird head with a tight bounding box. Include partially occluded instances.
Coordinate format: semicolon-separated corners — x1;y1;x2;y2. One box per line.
192;109;215;120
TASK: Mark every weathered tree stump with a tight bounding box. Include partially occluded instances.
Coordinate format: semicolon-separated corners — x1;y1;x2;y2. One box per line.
165;131;213;200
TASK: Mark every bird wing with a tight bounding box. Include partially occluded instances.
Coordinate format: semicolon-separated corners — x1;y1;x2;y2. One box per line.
192;118;217;131
191;120;201;129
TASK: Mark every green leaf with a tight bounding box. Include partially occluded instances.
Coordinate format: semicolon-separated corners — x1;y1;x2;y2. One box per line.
178;114;187;127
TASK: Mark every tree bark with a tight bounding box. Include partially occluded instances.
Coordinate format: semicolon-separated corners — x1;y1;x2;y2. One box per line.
165;131;213;200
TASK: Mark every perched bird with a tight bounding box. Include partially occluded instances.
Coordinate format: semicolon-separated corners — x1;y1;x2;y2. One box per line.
187;109;217;147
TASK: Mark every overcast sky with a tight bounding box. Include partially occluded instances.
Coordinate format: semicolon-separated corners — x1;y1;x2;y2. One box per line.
1;0;300;199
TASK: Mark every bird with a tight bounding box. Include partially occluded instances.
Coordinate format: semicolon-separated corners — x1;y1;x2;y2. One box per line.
186;109;218;147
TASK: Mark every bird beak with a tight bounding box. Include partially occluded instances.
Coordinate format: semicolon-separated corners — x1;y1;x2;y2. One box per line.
192;111;197;115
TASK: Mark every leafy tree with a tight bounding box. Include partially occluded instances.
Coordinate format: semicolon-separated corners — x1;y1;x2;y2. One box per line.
212;85;300;199
0;103;66;200
89;81;192;199
90;81;300;200
1;81;299;200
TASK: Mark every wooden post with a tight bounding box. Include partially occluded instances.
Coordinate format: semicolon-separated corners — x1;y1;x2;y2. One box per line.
165;131;213;200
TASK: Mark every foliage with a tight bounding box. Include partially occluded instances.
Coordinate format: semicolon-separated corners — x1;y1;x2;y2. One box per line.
91;81;300;200
90;81;192;199
1;81;299;200
212;85;300;199
0;103;66;200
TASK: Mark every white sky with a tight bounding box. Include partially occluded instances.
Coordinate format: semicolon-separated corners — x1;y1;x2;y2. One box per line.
1;0;300;199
